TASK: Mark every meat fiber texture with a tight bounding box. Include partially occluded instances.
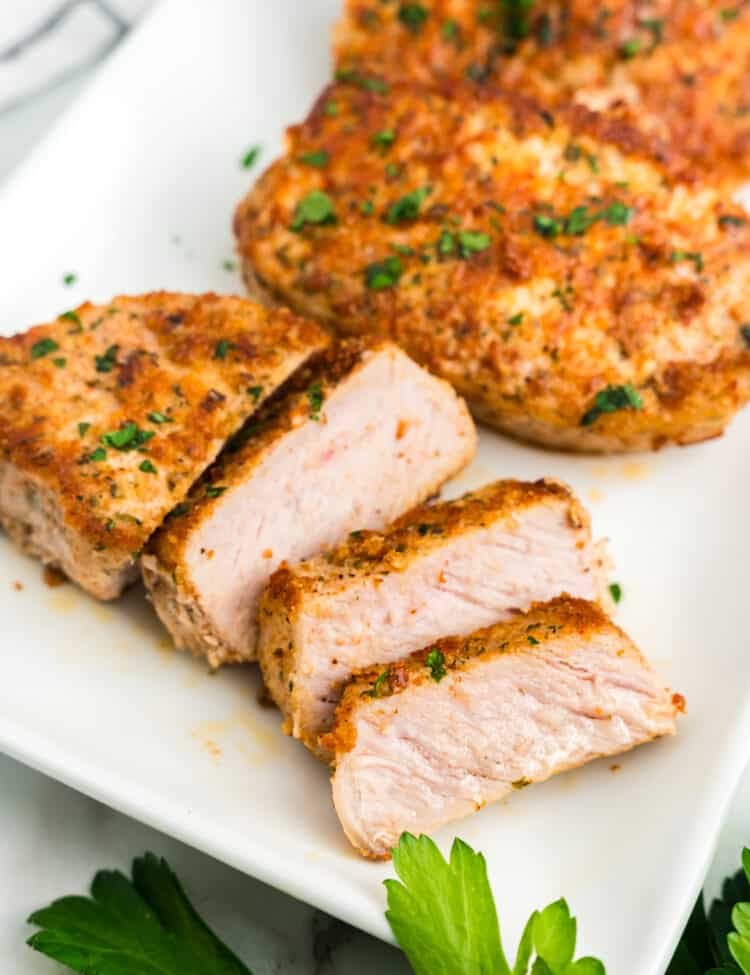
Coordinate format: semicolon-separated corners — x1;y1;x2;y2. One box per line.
0;292;328;599
326;596;682;858
142;339;476;665
258;478;611;756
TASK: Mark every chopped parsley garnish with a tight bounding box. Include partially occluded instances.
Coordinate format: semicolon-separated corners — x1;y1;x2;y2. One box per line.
372;128;396;151
334;68;389;93
719;214;747;228
88;447;107;462
139;459;157;474
500;0;535;50
398;3;428;33
621;37;641;58
425;648;447;682
581;383;643;426
437;229;491;259
639;17;664;46
721;6;741;19
52;357;66;368
58;310;83;331
417;523;444;536
386;185;432;224
366;669;392;698
527;635;539;645
385;161;402;179
247;385;264;402
563;143;599;172
95;344;119;373
551;285;573;311
307;381;325;420
241;145;261;169
508;312;524;325
30;338;59;359
299;149;329;168
609;582;623;603
365;255;403;290
437;229;456;256
147;411;173;424
671;249;704;273
324;100;338;117
100;423;155;451
62;272;77;286
78;422;91;438
213;339;235;360
361;199;374;215
221;259;237;272
534;214;560;238
534;200;631;238
441;18;459;40
290;190;336;231
205;485;227;498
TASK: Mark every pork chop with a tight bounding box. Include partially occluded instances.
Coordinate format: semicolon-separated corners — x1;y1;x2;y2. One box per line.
334;0;750;188
235;79;750;452
142;339;476;666
0;293;328;599
325;596;682;858
258;478;610;756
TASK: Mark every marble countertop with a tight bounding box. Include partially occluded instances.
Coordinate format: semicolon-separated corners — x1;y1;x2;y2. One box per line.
0;5;748;973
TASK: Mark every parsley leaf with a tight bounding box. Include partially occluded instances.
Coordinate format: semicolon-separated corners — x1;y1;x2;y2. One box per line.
609;582;623;604
27;852;253;975
398;3;429;33
386;186;432;224
671;250;704;273
581;384;643;426
139;459;157;474
62;272;77;286
299;149;329;168
425;648;447;682
101;423;155;451
290;190;336;231
372;128;396;151
386;834;604;975
241;145;261;169
365;256;403;290
307;381;325;420
147;411;173;424
31;338;60;359
95;345;119;373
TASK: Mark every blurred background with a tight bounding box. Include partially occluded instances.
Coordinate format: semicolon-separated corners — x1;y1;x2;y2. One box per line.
0;3;749;973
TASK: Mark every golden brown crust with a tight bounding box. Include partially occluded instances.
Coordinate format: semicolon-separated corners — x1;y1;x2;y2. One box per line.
236;80;750;452
0;292;328;575
334;0;750;187
323;596;641;757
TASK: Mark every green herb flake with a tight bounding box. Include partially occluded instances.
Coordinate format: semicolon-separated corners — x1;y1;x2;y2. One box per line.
62;272;77;286
213;339;235;360
425;648;447;682
639;17;664;46
30;337;59;360
621;37;641;58
581;383;644;426
101;423;155;451
205;485;227;498
458;230;491;258
441;18;459;40
299;149;330;168
534;214;561;238
78;422;91;438
222;259;237;272
147;411;173;424
247;385;264;403
58;310;83;331
609;582;623;603
527;635;540;645
365;255;403;290
241;145;261;169
307;381;325;420
139;459;157;474
290;190;336;231
88;447;107;462
324;100;339;117
719;214;747;229
334;68;389;92
52;357;67;368
94;344;119;373
372;128;396;151
386;185;432;224
671;249;704;273
366;669;392;698
398;3;428;33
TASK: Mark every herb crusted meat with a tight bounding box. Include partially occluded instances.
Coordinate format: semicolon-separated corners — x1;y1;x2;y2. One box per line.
236;79;750;452
334;0;750;189
0;293;328;599
325;596;682;859
258;478;610;757
142;338;475;666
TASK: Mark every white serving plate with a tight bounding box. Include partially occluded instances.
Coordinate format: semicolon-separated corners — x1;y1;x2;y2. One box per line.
0;2;747;971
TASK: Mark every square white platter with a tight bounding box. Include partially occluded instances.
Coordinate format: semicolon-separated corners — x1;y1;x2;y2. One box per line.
1;2;748;971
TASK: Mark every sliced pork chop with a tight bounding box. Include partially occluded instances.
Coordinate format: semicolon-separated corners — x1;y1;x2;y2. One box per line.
0;293;328;599
325;596;682;859
236;78;750;452
142;339;475;666
258;479;610;756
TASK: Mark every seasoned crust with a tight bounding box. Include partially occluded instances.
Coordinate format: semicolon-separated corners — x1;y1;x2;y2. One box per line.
323;595;682;759
235;79;750;452
0;292;328;597
333;0;750;188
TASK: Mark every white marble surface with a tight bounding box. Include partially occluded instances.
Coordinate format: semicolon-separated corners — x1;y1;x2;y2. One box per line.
0;5;748;973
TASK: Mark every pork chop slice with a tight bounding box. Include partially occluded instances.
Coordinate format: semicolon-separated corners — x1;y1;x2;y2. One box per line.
325;597;682;859
258;479;610;756
0;293;328;599
142;339;475;666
